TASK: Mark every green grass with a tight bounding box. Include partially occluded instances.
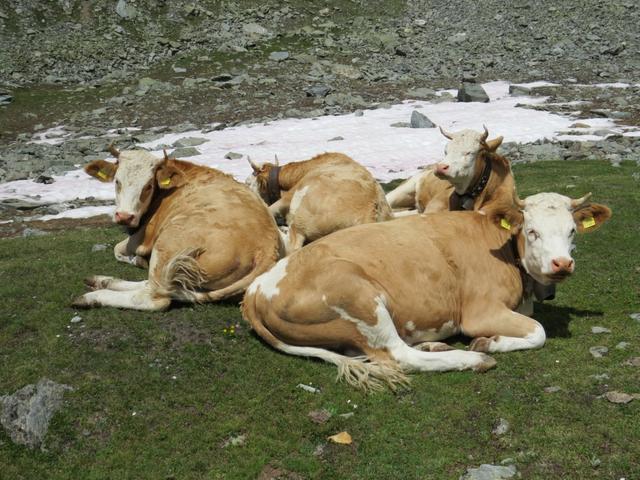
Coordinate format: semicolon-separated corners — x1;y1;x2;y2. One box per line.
1;160;639;479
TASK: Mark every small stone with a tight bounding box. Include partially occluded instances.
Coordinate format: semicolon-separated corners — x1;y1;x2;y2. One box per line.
492;418;510;436
224;152;243;160
269;51;289;62
305;85;331;98
221;433;247;448
570;122;591;128
34;175;54;184
589;346;609;358
615;342;630;350
410;110;435;128
390;122;410;128
172;137;208;148
308;409;332;424
623;357;640;367
544;386;561;393
296;383;320;394
242;23;269;36
457;83;490;103
328;136;344;142
354;110;364;117
212;73;234;82
407;87;436;99
172;66;187;73
591;326;611;334
460;463;517;480
22;228;48;238
589;373;610;381
447;32;467;45
171;147;201;158
629;313;640;322
509;85;531;96
91;243;108;252
70;315;82;324
605;391;636;404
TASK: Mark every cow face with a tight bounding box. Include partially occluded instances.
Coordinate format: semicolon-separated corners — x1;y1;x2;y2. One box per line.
245;156;278;203
435;127;503;194
519;192;611;285
85;149;165;228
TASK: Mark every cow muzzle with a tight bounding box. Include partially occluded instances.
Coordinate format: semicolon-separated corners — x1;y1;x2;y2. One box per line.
434;163;450;177
114;211;137;227
547;257;574;281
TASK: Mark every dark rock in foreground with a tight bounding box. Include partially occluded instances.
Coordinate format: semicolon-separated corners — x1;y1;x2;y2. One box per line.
457;83;490;103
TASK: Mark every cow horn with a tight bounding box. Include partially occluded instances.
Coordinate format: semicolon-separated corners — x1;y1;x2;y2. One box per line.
163;148;171;161
438;126;453;140
247;156;260;171
108;143;120;159
570;192;592;210
274;154;280;166
480;124;489;143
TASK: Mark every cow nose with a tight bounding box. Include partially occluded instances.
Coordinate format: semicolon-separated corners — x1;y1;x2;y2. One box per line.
436;163;450;175
114;211;135;225
551;257;574;274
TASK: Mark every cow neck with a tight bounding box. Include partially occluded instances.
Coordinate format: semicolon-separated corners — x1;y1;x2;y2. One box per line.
454;152;493;211
265;165;282;205
508;230;536;298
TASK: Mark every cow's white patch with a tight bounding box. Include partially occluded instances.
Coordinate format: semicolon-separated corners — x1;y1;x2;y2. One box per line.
333;295;491;372
405;321;416;331
521;193;577;285
113;150;164;225
404;319;459;344
439;130;484;194
386;172;423;208
247;257;289;300
488;320;546;352
290;186;310;215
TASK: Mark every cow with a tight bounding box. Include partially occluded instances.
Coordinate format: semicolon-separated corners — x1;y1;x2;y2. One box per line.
72;147;282;311
242;191;611;391
245;152;393;254
386;126;507;214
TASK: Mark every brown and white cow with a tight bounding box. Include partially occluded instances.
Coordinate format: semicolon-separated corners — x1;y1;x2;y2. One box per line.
386;126;508;214
246;152;393;254
242;191;611;390
72;148;282;311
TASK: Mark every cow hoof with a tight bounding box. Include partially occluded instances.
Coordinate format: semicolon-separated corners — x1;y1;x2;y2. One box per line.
84;275;111;290
473;353;497;373
71;295;94;309
414;341;454;352
134;256;149;269
469;336;494;352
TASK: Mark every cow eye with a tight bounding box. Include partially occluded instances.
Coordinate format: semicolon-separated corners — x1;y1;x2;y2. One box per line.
115;180;121;192
569;228;576;237
527;229;540;240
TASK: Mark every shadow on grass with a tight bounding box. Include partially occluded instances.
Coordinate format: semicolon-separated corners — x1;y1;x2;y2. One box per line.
535;302;603;338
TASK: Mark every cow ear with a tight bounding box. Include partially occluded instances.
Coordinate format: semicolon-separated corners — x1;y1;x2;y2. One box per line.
484;136;503;152
484;199;524;235
85;160;117;182
573;203;612;233
155;161;185;189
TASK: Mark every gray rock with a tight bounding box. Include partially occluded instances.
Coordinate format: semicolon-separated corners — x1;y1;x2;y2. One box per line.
0;379;73;448
591;326;611;334
544;386;562;393
590;373;610;381
331;63;363;80
457;83;490;103
242;23;268;36
91;243;108;252
407;87;436;99
390;122;410;128
589;346;609;358
70;315;82;324
492;418;510;436
615;342;630;350
509;85;531;96
22;228;49;237
269;51;290;62
448;33;467;45
115;0;137;19
306;85;331;98
170;147;201;158
410;110;435;128
629;313;640;322
328;136;344;142
0;93;12;105
172;137;208;148
224;152;243;160
460;463;517;480
34;175;54;184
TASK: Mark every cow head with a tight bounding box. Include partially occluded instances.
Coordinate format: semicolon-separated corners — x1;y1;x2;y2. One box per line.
436;126;504;194
245;155;280;204
516;192;611;285
85;147;178;228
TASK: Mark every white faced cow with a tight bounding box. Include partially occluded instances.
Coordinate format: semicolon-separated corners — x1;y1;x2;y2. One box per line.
73;147;282;310
386;126;507;214
246;152;393;254
242;191;611;390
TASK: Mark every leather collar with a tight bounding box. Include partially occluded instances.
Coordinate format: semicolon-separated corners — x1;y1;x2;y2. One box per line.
454;157;492;211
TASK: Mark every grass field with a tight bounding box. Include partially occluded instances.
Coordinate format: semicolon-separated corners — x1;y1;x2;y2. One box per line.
1;160;639;479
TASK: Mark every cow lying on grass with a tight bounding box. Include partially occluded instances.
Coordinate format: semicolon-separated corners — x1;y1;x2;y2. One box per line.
246;152;392;254
73;148;282;311
242;191;611;390
386;126;507;214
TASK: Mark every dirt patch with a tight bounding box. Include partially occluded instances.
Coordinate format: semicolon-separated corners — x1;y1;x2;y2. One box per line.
0;215;112;239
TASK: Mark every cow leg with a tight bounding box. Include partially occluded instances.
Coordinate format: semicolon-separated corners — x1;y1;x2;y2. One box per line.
72;285;170;311
268;198;290;218
413;341;455;352
84;275;149;291
462;309;546;353
114;236;148;269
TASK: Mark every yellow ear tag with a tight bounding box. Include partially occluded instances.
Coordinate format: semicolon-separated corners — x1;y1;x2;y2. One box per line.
160;178;171;187
500;218;511;230
582;217;596;229
97;170;108;180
